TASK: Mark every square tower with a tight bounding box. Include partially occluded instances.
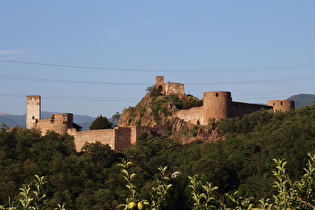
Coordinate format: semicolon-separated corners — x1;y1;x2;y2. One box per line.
26;95;41;129
155;76;165;94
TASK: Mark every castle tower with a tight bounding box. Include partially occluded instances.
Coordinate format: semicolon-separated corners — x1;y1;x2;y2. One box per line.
155;76;165;94
26;95;41;129
49;113;73;134
203;91;232;122
267;100;295;112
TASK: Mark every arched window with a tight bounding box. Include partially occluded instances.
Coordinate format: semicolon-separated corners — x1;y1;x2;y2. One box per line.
158;85;163;92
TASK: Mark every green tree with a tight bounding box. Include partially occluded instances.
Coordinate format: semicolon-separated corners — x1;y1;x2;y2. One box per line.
89;115;112;130
146;85;162;96
0;123;9;132
112;112;121;120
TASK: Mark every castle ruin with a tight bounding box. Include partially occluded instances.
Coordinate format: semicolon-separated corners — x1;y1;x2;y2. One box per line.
25;76;295;151
155;76;185;96
25;96;166;151
155;76;294;125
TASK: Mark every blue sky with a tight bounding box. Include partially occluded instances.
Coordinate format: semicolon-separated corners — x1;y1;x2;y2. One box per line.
0;1;314;118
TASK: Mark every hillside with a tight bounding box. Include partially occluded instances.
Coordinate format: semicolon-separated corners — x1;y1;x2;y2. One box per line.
117;93;202;127
1;103;315;209
287;93;315;108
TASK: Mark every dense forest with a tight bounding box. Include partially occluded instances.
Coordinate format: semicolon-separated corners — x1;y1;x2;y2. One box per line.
1;104;315;209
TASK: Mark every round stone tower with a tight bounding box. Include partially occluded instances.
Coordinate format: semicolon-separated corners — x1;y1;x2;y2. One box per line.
267;100;295;112
203;91;232;122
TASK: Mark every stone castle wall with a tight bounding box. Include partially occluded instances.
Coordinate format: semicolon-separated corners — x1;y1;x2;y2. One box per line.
231;102;273;117
175;106;204;125
174;90;293;126
155;76;184;96
73;127;133;152
165;82;184;96
268;100;295;112
114;127;132;151
130;125;169;144
131;126;151;144
36;113;73;136
73;129;116;151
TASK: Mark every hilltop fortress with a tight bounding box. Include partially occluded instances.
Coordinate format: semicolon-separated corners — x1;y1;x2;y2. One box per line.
26;76;294;151
155;76;294;125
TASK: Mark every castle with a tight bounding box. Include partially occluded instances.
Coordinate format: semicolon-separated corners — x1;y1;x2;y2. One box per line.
26;76;294;151
155;76;294;125
26;95;166;151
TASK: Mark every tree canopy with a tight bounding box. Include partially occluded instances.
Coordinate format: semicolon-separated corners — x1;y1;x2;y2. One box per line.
1;104;315;209
89;114;113;130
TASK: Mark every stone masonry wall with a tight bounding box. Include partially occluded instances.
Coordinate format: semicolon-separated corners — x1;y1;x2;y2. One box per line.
26;95;41;129
156;76;165;94
203;91;232;121
73;129;116;151
35;118;52;136
165;82;184;96
130;126;156;144
267;100;295;112
175;106;204;125
36;113;73;136
114;127;131;152
231;102;273;117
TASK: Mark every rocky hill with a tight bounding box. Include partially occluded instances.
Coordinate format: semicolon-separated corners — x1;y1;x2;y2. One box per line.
117;92;221;143
117;93;201;127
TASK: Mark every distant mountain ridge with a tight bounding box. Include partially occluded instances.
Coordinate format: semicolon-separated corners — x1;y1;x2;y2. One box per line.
287;94;315;108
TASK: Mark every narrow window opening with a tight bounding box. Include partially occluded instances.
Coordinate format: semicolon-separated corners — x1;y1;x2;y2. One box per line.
63;114;68;124
50;114;55;123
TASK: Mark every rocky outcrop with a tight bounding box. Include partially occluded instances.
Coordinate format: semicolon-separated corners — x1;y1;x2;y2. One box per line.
117;93;180;127
117;93;222;144
117;94;156;127
169;118;221;144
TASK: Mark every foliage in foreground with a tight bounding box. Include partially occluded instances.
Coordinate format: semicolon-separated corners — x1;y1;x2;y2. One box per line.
116;153;315;209
3;153;313;209
117;159;172;210
0;175;65;210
